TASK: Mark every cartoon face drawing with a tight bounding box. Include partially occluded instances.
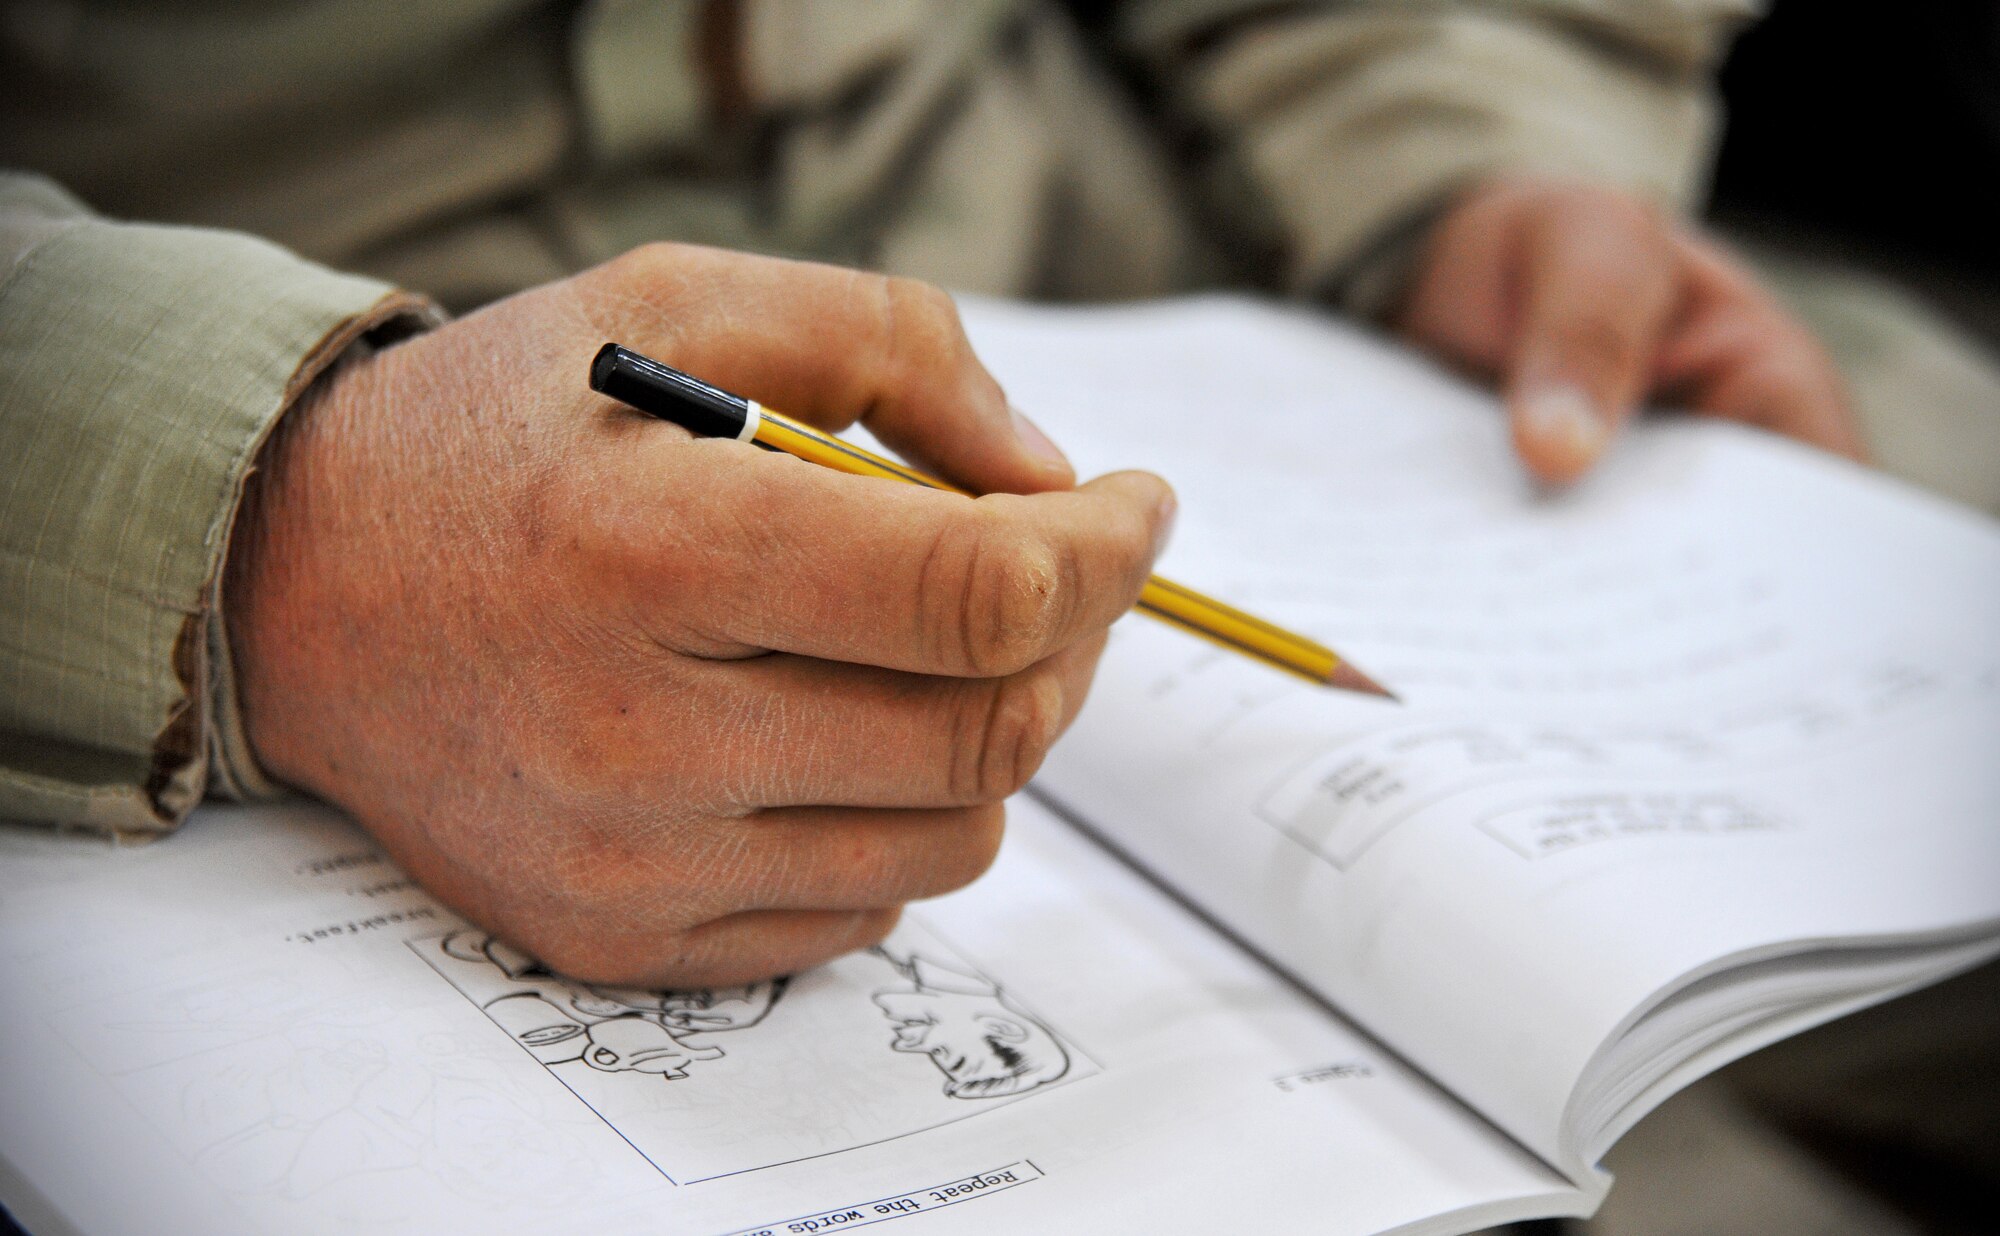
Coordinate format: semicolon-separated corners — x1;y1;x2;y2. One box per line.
871;956;1069;1099
416;928;1087;1188
570;979;789;1033
436;931;777;1083
655;981;788;1033
430;932;1073;1107
579;1016;725;1077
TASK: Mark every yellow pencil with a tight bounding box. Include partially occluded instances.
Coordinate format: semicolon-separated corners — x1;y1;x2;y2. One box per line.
590;343;1395;699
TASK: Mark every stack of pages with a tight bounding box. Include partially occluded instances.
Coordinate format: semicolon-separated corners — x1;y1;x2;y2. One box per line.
3;298;1995;1235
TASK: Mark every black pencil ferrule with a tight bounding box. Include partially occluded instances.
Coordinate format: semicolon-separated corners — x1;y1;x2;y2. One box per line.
590;343;750;439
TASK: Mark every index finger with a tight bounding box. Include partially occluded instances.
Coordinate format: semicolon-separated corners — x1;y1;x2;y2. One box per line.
584;244;1075;496
1505;191;1678;484
613;443;1173;677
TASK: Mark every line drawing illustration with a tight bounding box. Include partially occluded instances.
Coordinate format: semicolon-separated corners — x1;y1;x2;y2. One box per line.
436;930;788;1079
868;947;1071;1098
410;920;1093;1184
1250;660;1984;872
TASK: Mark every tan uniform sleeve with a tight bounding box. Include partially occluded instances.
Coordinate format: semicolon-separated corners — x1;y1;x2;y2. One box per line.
0;172;440;838
1110;0;1761;313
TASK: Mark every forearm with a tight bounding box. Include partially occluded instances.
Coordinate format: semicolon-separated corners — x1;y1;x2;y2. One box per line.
0;171;438;836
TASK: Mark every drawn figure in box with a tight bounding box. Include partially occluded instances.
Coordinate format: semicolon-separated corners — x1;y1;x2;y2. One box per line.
433;931;1068;1097
571;979;786;1035
439;930;785;1079
869;948;1070;1098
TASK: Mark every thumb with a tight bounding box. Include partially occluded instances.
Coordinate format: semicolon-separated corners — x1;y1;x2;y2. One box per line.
1505;192;1679;484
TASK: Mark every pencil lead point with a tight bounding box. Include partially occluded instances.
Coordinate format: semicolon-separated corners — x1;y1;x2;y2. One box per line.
1327;660;1398;702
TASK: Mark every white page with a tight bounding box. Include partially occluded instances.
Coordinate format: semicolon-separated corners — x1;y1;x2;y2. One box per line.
970;296;2000;1171
0;794;1574;1236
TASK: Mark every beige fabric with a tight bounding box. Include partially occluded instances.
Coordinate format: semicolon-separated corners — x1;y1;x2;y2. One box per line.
1119;2;1750;302
6;0;1994;839
2;0;1745;310
1745;244;2000;515
0;173;439;835
0;0;1748;837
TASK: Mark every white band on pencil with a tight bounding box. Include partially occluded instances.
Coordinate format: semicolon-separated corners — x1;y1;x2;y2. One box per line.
737;400;763;443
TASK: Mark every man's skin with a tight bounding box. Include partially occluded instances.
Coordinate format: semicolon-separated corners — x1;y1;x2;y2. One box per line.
1402;179;1866;482
225;179;1865;990
228;243;1175;989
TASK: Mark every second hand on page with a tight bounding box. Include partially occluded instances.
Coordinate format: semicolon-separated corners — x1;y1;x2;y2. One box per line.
588;343;1394;699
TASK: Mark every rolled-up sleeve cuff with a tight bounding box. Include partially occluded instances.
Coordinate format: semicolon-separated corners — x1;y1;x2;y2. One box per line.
0;187;440;837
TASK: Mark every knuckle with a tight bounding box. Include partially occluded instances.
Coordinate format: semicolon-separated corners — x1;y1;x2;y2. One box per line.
637;239;700;271
952;667;1066;803
604;241;679;285
531;907;718;987
920;514;1066;677
967;520;1068;677
879;275;967;379
886;275;961;333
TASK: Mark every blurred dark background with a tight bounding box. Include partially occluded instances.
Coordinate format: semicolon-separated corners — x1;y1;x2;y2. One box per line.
1712;0;2000;346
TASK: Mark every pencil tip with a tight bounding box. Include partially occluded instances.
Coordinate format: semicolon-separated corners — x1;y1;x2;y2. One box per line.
1326;660;1399;702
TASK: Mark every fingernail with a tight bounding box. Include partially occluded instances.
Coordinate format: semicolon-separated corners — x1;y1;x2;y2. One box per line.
1153;489;1178;560
1010;406;1071;473
1521;385;1609;463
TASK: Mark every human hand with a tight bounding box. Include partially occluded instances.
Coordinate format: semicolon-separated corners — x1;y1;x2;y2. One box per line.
226;244;1173;987
1397;178;1867;484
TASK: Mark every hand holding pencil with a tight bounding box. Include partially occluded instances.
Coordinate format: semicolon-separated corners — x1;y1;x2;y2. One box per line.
590;343;1393;698
225;244;1188;988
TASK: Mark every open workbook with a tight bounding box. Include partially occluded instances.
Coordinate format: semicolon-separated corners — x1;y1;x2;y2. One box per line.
3;298;1996;1236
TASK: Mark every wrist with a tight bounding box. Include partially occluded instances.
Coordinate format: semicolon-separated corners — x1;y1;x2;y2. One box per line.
220;345;374;794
